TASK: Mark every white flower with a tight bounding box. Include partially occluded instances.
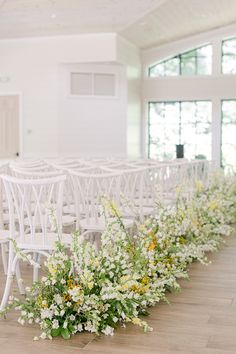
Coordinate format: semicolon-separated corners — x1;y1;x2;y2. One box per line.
77;324;83;332
85;322;96;333
102;326;114;336
33;336;39;341
40;309;53;320
53;294;63;305
52;319;59;329
68;286;84;302
40;332;47;340
63;321;68;329
60;310;65;316
61;279;66;284
17;318;25;325
69;315;75;321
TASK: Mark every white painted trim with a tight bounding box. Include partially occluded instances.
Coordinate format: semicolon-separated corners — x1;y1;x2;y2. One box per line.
0;92;23;158
0;32;117;44
141;24;236;166
68;71;119;100
142;23;236;69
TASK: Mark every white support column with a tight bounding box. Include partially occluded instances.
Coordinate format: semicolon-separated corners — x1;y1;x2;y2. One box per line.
211;98;222;168
212;38;222;76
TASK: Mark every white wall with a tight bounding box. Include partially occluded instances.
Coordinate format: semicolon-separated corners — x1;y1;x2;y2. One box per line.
0;33;121;157
142;23;236;165
58;62;127;157
117;35;142;158
0;32;142;158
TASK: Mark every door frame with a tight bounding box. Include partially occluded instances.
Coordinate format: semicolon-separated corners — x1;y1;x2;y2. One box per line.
0;92;23;158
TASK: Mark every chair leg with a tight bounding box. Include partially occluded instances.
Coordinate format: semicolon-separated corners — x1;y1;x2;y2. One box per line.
1;243;8;275
33;253;41;282
15;263;25;295
0;247;14;310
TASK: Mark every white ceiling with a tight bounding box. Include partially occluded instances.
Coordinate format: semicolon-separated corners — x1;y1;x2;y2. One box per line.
0;0;236;49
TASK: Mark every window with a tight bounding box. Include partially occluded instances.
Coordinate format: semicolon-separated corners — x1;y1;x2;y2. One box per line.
221;100;236;172
148;101;212;160
149;44;212;77
71;73;93;95
222;37;236;74
70;72;116;97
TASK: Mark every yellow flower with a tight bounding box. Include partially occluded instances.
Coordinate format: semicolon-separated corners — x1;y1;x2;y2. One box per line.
147;241;157;251
121;283;130;291
103;199;122;218
195;180;203;193
67;278;76;289
141;276;149;285
179;236;186;244
131;284;138;292
87;282;94;290
209;201;218;211
41;300;48;308
48;264;57;275
132;317;142;325
92;259;100;268
120;275;130;282
63;294;71;302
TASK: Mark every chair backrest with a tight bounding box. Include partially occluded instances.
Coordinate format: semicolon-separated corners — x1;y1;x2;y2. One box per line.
69;171;122;227
10;159;46;168
0;174;66;246
11;167;63;179
111;167;145;201
10;161;52;173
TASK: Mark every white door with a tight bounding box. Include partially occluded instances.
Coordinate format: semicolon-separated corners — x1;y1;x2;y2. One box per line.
0;95;20;158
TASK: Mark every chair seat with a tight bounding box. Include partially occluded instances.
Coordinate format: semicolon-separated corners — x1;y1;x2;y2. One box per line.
63;204;76;215
134;196;155;207
121;205;155;217
79;217;134;232
3;213;19;224
23;215;76;228
62;214;76;226
16;233;72;251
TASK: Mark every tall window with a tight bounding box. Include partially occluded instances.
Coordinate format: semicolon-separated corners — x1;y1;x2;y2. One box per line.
149;44;212;77
222;37;236;74
148;101;212;160
221;100;236;172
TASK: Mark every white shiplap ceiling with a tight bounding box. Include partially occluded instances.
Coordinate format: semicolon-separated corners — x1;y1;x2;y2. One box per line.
0;0;236;48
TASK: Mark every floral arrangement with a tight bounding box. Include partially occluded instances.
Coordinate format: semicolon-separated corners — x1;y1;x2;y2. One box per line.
1;174;236;341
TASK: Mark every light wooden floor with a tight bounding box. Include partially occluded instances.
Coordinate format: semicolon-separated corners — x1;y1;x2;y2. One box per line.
1;233;236;354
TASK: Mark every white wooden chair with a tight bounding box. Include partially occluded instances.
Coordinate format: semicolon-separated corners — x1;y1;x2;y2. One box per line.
0;174;71;310
69;170;134;239
114;167;155;220
10;167;77;228
0;164;10;274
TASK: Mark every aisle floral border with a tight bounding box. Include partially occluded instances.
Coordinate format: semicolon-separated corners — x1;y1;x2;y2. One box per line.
1;172;236;340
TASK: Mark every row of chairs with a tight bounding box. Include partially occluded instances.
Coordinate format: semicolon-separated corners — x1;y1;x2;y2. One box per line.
0;158;211;309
